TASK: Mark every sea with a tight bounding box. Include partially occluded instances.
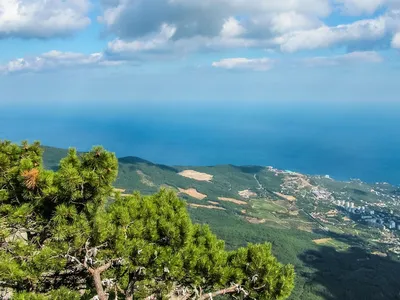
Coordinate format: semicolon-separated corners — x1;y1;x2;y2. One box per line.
1;101;399;185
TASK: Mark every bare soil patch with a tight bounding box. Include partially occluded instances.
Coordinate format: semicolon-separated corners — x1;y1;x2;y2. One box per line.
245;217;266;224
178;188;207;200
274;192;296;202
178;170;213;182
208;201;219;205
218;197;247;205
113;188;126;193
238;190;257;199
188;204;225;210
313;238;332;245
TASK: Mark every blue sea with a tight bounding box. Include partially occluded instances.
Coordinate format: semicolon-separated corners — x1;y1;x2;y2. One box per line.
1;101;399;185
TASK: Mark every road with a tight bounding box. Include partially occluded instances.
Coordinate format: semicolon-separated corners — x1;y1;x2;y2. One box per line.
254;174;263;190
254;174;268;197
300;209;329;232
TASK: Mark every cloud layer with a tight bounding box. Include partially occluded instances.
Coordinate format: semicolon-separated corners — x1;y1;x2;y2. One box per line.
302;51;384;66
0;50;122;74
99;0;400;57
0;0;398;74
1;0;399;48
99;0;330;40
0;0;91;38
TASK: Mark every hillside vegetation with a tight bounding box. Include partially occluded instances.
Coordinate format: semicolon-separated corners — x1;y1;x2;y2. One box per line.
39;145;400;300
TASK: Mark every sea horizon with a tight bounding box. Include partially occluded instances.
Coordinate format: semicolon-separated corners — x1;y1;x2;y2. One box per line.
2;102;400;186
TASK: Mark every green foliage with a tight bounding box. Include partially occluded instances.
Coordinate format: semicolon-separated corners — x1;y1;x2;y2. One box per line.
0;141;294;299
227;243;295;300
13;287;81;300
103;190;294;298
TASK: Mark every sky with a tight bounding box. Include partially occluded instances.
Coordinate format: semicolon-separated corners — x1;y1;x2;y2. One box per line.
1;0;400;105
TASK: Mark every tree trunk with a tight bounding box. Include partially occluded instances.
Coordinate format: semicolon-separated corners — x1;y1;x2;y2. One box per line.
125;276;134;300
92;270;108;300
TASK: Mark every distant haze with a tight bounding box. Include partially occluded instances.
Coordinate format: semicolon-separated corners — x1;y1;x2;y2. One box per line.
2;102;400;185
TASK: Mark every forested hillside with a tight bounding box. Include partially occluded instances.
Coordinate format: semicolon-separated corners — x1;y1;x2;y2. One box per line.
39;145;400;300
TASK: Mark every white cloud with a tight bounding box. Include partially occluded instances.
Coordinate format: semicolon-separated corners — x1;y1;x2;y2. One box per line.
107;23;176;54
270;11;321;34
98;0;400;57
220;17;245;38
105;21;278;59
99;0;330;40
303;51;383;66
1;0;398;75
392;32;400;48
212;57;274;71
0;50;123;74
0;0;91;39
275;15;393;52
335;0;387;15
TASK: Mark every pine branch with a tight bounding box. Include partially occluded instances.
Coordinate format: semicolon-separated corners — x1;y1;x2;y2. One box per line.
96;260;114;274
66;254;86;269
116;284;126;295
178;285;243;300
198;285;241;300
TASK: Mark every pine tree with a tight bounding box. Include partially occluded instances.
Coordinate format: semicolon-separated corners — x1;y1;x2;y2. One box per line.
0;141;295;299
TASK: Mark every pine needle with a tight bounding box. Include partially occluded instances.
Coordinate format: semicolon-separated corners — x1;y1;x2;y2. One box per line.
22;168;39;190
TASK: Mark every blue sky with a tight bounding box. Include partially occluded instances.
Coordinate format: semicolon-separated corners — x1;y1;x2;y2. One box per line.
1;0;400;105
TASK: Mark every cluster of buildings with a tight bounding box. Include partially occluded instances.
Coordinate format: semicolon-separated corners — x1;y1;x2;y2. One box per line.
362;216;399;230
335;200;400;231
312;187;333;201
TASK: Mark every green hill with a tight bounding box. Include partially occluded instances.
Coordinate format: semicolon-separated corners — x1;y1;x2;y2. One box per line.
42;146;400;300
